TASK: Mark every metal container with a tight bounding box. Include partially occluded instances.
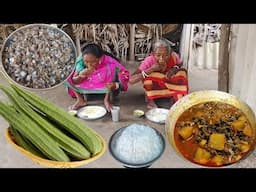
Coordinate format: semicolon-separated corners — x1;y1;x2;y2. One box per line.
165;90;256;167
109;124;165;168
0;24;77;90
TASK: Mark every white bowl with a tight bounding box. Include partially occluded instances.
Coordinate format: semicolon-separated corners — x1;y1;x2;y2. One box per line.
146;108;169;124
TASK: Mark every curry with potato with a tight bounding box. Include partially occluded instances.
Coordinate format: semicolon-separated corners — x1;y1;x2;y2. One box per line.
174;101;255;167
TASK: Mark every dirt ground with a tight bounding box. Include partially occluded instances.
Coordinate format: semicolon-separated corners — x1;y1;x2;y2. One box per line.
0;63;236;168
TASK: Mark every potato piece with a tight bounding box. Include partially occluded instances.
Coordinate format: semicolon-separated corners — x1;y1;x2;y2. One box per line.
211;155;223;166
178;126;194;140
232;116;247;130
208;133;226;150
238;142;250;153
232;120;245;130
238;115;247;122
194;147;211;164
199;139;207;147
243;125;253;137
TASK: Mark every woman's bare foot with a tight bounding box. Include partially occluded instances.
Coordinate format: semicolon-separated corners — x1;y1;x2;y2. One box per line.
147;99;157;109
69;100;87;110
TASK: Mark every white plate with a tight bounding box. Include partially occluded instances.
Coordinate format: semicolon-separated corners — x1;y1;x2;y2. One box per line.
68;110;78;116
77;106;107;120
145;108;169;124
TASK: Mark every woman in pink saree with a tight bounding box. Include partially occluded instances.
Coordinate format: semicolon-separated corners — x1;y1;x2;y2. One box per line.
65;43;129;112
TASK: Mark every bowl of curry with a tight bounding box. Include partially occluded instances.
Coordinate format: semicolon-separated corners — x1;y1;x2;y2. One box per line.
165;90;256;167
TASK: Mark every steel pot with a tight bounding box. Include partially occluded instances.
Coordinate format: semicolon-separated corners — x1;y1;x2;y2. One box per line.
165;90;256;167
0;23;77;90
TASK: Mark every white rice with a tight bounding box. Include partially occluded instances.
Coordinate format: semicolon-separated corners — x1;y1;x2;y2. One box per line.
113;124;164;165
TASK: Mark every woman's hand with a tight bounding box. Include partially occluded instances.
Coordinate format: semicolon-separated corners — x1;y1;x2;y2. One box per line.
150;63;161;72
129;73;143;84
166;67;179;78
72;74;85;84
80;67;94;76
148;62;166;73
106;82;117;91
72;68;95;84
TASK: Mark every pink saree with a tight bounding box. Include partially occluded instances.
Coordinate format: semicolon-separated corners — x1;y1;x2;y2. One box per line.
65;55;129;98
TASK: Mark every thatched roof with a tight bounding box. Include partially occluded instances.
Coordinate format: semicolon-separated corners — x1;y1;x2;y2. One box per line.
0;24;182;61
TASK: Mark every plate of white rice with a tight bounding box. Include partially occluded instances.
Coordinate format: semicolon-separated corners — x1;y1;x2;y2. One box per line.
109;123;165;168
77;105;107;120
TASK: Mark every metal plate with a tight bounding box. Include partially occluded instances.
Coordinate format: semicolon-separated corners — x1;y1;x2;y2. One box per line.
77;105;107;120
0;24;77;90
109;124;165;168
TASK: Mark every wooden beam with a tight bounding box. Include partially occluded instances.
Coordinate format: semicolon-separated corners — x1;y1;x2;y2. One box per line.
218;24;231;92
75;33;81;57
129;24;135;61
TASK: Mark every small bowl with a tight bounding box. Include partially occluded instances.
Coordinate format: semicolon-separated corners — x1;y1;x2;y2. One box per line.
133;109;144;118
146;108;169;124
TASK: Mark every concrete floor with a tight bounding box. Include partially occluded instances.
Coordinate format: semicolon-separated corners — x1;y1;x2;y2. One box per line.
1;63;254;168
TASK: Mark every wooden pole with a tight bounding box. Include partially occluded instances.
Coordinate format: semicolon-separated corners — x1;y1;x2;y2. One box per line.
129;24;135;61
218;24;231;92
75;33;81;57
